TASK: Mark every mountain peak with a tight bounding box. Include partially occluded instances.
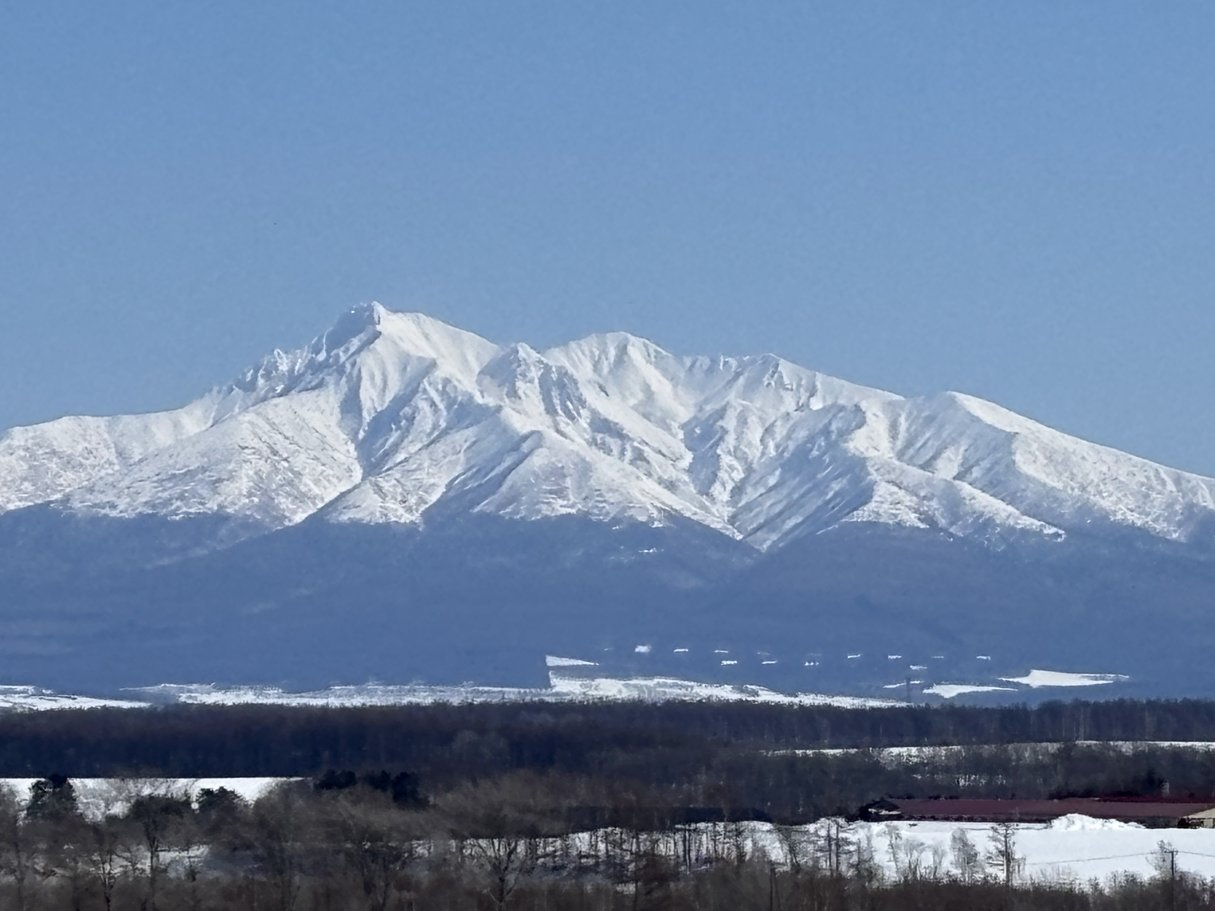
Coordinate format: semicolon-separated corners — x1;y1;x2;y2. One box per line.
322;301;388;350
4;304;1215;554
553;330;670;364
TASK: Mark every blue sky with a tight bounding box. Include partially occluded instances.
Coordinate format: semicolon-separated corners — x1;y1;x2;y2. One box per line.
4;3;1215;474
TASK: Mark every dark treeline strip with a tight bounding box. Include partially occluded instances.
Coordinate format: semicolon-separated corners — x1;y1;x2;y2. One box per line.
1;697;1214;778
4;700;1215;824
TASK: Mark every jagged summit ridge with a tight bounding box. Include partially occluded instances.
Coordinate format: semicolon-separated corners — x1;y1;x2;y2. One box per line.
2;303;1215;552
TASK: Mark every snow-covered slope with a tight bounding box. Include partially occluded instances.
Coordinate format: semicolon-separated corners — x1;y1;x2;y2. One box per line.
3;302;1215;552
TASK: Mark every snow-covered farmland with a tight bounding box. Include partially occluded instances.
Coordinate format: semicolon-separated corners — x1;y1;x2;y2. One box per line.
742;815;1215;883
561;815;1215;884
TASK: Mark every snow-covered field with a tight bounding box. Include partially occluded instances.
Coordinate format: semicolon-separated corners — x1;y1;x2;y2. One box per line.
778;741;1215;761
537;815;1215;883
738;815;1215;883
132;672;896;709
0;685;147;711
546;674;891;707
0;656;1139;713
129;661;1132;709
563;816;1215;883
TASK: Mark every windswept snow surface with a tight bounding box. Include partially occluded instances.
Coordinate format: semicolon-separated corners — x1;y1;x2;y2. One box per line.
5;303;1215;552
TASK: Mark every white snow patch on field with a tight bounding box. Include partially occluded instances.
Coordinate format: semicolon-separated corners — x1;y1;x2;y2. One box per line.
923;683;1017;699
545;656;598;668
1000;669;1130;688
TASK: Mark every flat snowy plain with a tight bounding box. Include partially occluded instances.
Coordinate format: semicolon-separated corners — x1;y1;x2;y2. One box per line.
0;657;1137;711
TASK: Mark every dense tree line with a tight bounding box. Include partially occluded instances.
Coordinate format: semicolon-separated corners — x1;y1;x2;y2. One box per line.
4;698;1215;778
2;701;1215;824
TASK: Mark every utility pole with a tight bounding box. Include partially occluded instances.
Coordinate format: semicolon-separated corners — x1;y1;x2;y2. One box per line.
1169;847;1177;911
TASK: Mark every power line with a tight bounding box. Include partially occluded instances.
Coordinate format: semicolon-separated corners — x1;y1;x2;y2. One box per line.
1176;848;1215;860
1023;851;1151;866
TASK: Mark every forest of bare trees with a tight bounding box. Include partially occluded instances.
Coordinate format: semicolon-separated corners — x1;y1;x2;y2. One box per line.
2;699;1215;907
1;770;1215;910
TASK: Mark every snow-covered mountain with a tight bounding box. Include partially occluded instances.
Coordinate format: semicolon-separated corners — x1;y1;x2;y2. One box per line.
2;303;1214;695
3;302;1215;552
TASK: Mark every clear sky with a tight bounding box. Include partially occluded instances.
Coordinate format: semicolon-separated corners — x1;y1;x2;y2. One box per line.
3;3;1215;474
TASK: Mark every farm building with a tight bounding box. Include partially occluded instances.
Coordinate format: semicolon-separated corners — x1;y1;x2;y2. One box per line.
860;797;1215;828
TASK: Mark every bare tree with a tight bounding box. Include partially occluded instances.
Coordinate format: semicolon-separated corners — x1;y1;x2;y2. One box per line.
245;784;308;911
773;824;814;874
850;828;881;889
927;841;948;882
1151;838;1180;910
40;812;100;911
117;781;193;911
950;827;983;884
985;821;1021;888
0;785;39;911
319;788;427;911
435;773;554;910
71;781;139;911
814;817;853;877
